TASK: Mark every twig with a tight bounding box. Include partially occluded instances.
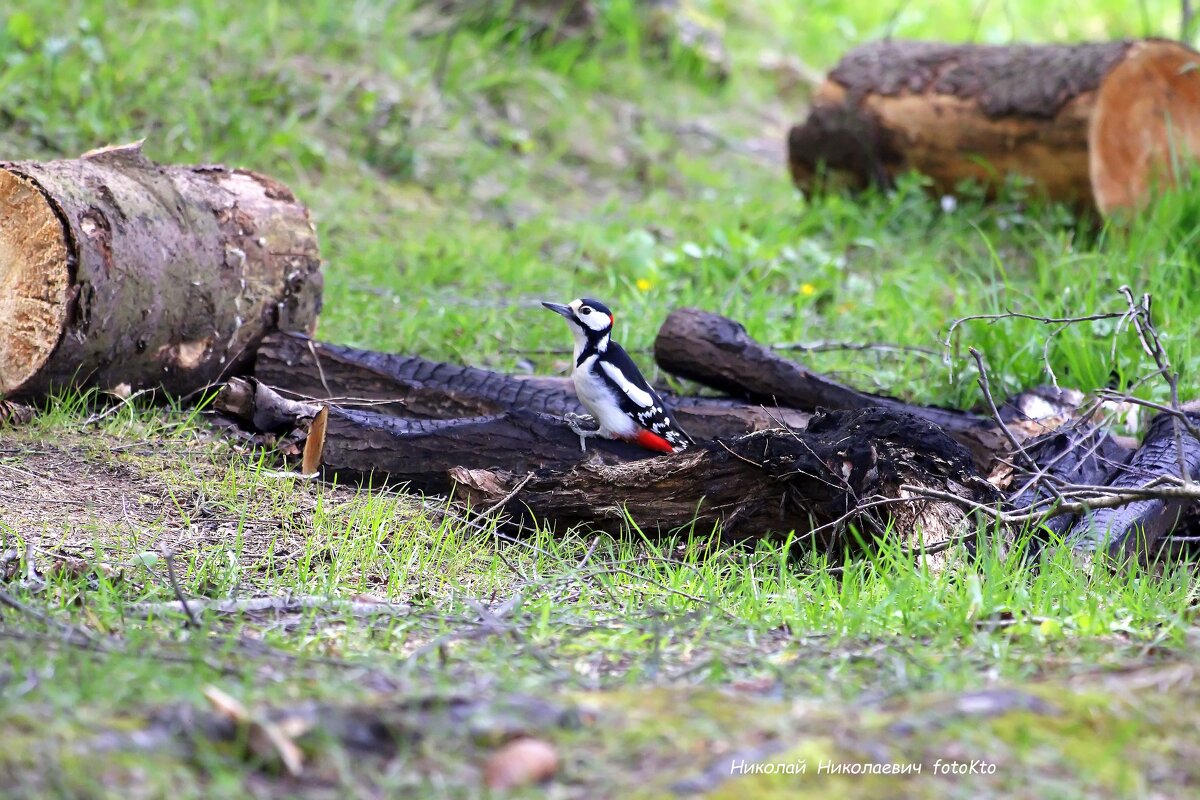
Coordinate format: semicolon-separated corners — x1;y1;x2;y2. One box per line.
163;553;200;628
771;340;938;359
0;588;103;648
126;595;412;619
901;480;1200;528
944;309;1129;350
72;388;155;427
1118;286;1199;481
968;348;1055;493
481;472;535;517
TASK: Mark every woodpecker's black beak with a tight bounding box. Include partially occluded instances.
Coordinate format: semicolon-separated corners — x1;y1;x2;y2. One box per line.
541;301;573;319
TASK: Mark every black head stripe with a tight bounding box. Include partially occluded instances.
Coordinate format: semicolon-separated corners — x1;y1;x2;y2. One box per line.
578;298;612;317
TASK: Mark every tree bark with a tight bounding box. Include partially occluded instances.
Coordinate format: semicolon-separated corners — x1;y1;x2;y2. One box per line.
253;331;812;440
653;308;1006;467
787;39;1200;214
0;143;321;400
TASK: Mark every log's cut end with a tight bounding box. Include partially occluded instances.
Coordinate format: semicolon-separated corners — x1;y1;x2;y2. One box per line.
1089;40;1200;214
0;169;71;396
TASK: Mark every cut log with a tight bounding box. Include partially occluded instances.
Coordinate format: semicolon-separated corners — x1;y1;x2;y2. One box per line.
453;407;999;546
253;331;812;440
1064;410;1200;563
653;308;1006;467
0;142;321;400
787;39;1200;214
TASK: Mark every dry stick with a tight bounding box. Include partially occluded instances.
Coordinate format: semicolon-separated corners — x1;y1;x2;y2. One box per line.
162;553;200;628
967;347;1064;502
902;480;1200;528
944;309;1130;351
1118;289;1200;425
1119;285;1193;482
480;472;536;517
945;306;1138;393
1096;390;1198;427
126;595;413;619
0;588;102;647
770;340;939;358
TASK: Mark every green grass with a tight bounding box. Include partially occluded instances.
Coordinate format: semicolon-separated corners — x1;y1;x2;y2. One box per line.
4;0;1200;796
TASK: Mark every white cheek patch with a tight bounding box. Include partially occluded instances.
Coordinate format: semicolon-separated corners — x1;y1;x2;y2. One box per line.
600;361;654;408
580;312;609;331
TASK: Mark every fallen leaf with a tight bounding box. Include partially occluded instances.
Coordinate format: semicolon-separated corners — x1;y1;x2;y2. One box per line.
203;686;306;776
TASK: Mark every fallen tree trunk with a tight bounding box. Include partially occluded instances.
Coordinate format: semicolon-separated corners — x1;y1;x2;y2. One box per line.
214;378;651;493
453;406;999;546
0;142;322;400
787;39;1200;214
1064;409;1200;563
215;380;997;546
653;308;1006;467
253;331;812;440
322;408;652;492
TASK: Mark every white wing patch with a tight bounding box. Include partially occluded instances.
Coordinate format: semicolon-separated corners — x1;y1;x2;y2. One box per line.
599;361;655;408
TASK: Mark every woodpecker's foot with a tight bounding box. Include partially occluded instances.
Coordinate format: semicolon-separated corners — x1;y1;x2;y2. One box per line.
564;413;601;451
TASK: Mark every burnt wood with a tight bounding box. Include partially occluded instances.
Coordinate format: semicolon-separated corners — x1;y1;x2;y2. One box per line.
1064;410;1200;563
1004;424;1133;553
653;308;1005;467
253;331;811;440
452;407;998;545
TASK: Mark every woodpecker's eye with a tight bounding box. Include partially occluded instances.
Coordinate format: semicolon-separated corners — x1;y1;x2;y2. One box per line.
580;306;592;315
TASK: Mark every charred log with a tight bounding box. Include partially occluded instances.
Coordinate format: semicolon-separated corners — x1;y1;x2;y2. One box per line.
653;308;1005;467
1004;424;1133;546
253;331;811;440
321;407;650;493
453;407;999;546
1064;410;1200;563
214;378;650;493
215;381;997;546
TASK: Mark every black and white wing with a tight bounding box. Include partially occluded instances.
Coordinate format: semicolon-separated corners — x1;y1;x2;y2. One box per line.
598;343;694;450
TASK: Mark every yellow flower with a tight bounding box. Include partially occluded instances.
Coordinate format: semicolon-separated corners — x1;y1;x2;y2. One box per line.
636;278;653;292
800;283;816;296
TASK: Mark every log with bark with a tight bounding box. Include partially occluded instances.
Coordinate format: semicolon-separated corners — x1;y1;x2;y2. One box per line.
253;331;812;440
0;142;322;400
787;39;1200;215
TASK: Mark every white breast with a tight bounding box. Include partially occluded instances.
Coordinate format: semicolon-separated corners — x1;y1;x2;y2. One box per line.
574;355;638;437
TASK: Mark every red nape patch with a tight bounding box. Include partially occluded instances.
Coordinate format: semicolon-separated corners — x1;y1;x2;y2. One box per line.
627;429;674;453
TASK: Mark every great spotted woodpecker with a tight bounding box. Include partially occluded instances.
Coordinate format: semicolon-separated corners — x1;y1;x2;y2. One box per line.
542;298;693;454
